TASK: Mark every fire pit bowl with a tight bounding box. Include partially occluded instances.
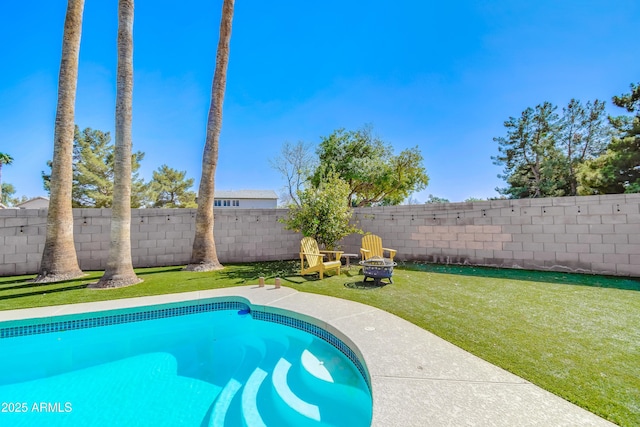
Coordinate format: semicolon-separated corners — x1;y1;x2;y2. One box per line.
359;257;397;285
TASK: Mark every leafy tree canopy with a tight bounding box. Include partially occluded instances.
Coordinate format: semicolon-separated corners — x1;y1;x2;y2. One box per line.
577;83;640;194
0;152;13;166
281;172;360;250
0;152;14;205
42;126;145;208
493;102;561;198
145;164;197;208
493;99;610;198
1;182;14;205
1;183;31;207
310;125;429;207
1;183;26;206
425;194;450;203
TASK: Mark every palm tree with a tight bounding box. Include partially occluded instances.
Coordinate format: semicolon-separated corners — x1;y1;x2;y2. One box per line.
94;0;140;288
35;0;84;282
186;0;235;271
0;152;13;206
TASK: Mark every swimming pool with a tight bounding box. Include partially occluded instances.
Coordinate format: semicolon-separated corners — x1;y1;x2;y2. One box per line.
0;299;373;426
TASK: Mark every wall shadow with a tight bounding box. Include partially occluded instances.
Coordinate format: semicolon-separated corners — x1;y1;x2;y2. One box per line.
0;283;89;301
401;261;640;292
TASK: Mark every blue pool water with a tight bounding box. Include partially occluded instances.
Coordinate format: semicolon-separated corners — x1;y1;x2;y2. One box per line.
0;302;372;426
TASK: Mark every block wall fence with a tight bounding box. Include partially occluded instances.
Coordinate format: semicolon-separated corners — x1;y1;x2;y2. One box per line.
1;193;639;277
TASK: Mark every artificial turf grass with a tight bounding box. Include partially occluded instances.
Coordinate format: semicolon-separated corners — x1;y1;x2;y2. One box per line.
1;262;639;426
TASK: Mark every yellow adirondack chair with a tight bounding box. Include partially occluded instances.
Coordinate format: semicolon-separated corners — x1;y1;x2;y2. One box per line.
300;237;343;279
360;234;396;261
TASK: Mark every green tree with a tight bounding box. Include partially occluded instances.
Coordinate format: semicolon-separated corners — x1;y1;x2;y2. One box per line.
95;0;141;288
493;102;564;198
1;182;15;205
146;164;197;208
425;194;450;204
0;183;29;206
559;99;609;195
187;0;234;272
494;99;612;198
72;126;113;207
577;83;640;194
311;125;429;207
0;152;13;205
36;0;84;283
282;172;360;250
42;126;146;207
72;126;114;207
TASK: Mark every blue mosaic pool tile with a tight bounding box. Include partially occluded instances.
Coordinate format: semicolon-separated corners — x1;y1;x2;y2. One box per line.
0;301;247;339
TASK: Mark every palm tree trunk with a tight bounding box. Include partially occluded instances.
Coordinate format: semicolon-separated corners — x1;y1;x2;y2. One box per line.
93;0;140;288
186;0;234;271
35;0;84;282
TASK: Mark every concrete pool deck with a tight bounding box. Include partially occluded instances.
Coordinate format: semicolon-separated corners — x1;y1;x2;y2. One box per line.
0;285;615;426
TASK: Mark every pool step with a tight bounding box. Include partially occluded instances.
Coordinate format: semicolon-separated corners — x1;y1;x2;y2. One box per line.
208;332;371;427
271;339;372;427
208;336;266;426
273;357;322;424
300;339;362;386
295;348;372;426
240;367;268;427
207;335;290;427
240;337;288;427
267;336;338;426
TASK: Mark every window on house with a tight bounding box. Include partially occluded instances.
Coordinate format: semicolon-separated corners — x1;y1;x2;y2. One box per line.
223;200;231;207
233;200;239;207
214;200;221;207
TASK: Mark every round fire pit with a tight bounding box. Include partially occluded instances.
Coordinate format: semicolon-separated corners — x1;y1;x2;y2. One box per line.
359;257;397;285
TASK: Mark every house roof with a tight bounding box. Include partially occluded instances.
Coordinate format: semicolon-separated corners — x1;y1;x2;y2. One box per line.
214;190;278;200
15;196;50;208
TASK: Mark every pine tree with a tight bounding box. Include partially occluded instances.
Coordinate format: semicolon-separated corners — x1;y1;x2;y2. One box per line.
42;126;146;207
146;164;197;208
559;99;609;195
492;102;562;198
578;83;640;194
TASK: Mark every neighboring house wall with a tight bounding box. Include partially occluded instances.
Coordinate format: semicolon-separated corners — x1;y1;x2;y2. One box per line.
214;190;278;209
214;198;277;209
0;194;639;277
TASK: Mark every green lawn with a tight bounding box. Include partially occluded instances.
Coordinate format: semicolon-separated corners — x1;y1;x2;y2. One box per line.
1;261;639;426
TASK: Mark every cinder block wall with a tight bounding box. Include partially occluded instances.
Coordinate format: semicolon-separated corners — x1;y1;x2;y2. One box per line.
0;194;638;277
0;208;299;276
342;193;640;277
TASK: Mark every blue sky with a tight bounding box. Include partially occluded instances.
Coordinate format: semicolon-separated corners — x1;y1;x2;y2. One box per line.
1;0;638;203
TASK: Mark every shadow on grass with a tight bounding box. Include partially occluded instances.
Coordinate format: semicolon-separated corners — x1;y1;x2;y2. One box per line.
400;261;640;291
344;280;388;290
213;260;302;284
0;268;174;301
0;283;89;300
0;274;96;292
210;261;365;286
133;266;184;276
